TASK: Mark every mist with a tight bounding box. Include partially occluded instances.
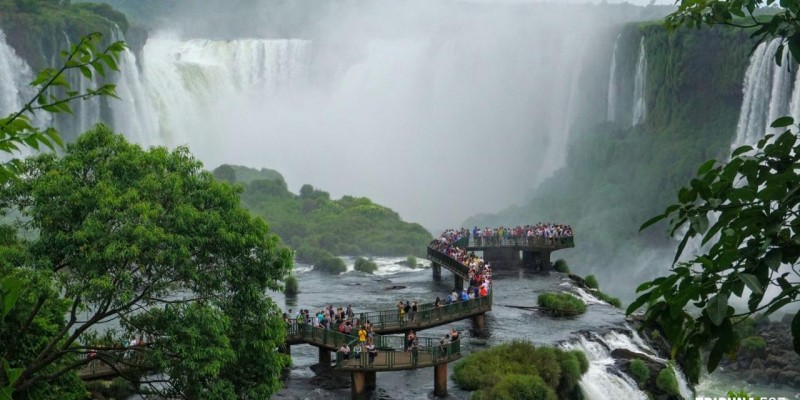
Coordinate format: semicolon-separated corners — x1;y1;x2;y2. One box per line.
111;0;668;230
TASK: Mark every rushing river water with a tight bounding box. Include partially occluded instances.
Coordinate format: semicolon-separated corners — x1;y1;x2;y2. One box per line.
272;257;691;400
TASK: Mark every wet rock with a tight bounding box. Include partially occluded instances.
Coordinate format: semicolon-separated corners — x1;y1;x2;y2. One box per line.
383;285;407;290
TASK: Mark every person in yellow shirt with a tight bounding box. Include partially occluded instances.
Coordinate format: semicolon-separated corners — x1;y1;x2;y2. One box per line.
358;326;367;350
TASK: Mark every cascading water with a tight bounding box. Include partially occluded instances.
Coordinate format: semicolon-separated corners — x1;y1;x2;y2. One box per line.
562;325;694;400
607;34;620;122
733;38;795;149
0;30;37;119
631;36;647;126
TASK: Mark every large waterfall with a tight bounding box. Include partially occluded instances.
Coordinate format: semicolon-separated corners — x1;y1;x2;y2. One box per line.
631;37;647;126
0;29;47;126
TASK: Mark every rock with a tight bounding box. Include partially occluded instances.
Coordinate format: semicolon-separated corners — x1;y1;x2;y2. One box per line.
383;285;406;290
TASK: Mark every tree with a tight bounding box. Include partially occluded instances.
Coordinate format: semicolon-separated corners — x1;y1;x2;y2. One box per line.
0;126;293;398
630;0;800;384
0;31;126;398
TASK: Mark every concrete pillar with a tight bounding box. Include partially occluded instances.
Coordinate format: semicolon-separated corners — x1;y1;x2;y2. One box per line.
432;262;441;280
319;347;331;368
352;372;367;400
434;363;448;397
472;313;485;330
365;371;376;390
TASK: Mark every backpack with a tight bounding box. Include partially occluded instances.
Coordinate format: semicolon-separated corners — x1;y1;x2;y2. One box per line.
404;303;410;313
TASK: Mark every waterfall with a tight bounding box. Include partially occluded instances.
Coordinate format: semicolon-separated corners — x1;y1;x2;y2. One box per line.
0;29;51;136
607;35;619;122
562;325;694;400
631;37;647;126
733;39;795;150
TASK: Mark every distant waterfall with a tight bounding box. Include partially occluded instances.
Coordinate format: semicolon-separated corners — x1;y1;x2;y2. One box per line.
607;35;620;122
563;325;693;400
631;37;647;126
0;29;50;132
733;39;795;150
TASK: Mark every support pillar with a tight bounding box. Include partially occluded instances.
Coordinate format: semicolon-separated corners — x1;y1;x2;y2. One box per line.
432;262;441;280
319;347;331;368
472;313;485;330
351;372;367;400
434;363;448;397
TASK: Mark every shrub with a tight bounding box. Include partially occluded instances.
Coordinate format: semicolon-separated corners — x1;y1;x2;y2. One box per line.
406;255;418;269
584;274;599;289
474;374;557;400
537;292;586;316
656;364;680;396
739;335;766;355
553;259;570;273
629;359;650;386
295;245;332;265
452;340;589;399
284;275;299;295
108;377;135;399
354;257;378;274
314;256;347;274
596;291;622;308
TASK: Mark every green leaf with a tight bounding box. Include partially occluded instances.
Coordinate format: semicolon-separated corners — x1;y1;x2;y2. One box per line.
705;294;728;326
640;213;667;232
731;145;753;157
738;273;763;295
765;248;782;271
697;159;717;175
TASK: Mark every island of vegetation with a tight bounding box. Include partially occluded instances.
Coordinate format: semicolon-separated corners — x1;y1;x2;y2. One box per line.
213;164;432;273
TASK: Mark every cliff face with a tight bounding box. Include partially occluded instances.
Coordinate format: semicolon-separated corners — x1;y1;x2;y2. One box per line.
0;1;142;70
466;24;758;298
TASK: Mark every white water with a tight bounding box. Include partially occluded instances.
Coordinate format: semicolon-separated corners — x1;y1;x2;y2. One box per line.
607;34;620;122
563;326;694;400
733;39;796;150
631;36;647;126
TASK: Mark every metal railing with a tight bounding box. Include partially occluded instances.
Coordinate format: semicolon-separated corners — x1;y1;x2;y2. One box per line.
467;235;575;249
287;322;359;349
334;336;461;369
427;245;471;278
355;293;492;331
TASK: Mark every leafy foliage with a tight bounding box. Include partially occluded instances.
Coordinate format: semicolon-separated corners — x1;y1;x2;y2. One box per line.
655;364;680;396
629;359;650;386
406;255;418;269
284;275;299;295
216;165;432;260
0;127;293;398
630;128;800;382
452;341;588;400
537;292;586;316
354;257;378;274
553;259;570;273
739;335;766;355
314;256;347;275
584;274;599;289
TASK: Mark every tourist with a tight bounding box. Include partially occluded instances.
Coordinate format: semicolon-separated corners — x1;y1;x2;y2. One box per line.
358;325;367;349
439;334;451;357
434;296;441;308
346;304;354;320
366;341;378;365
340;343;351;360
398;301;405;324
410;300;418;323
450;328;459;342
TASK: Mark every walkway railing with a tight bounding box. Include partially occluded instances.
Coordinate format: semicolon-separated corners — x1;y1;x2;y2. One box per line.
467;235;574;249
427;245;470;279
335;336;461;370
355;294;492;330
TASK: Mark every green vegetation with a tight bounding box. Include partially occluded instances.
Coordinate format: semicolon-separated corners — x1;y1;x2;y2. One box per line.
629;359;650;386
0;127;293;398
584;274;599;289
0;0;133;69
215;165;432;262
553;259;570;273
452;341;589;400
406;255;418;269
354;257;378;274
284;275;299;295
315;256;347;275
655;364;680;396
537;292;587;316
739;336;766;355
